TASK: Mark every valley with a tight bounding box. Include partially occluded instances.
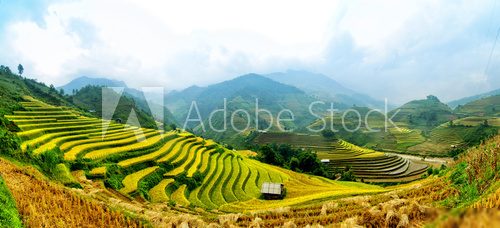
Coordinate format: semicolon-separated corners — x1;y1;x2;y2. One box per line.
0;68;498;227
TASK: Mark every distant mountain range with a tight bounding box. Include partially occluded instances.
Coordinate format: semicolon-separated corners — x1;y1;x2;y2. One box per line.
58;76;127;95
166;73;321;130
59;76;177;126
59;74;499;143
265;70;386;109
447;88;500;109
455;94;500;116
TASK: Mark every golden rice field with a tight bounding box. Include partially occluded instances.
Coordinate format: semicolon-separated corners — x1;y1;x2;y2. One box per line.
255;132;428;183
6;96;388;211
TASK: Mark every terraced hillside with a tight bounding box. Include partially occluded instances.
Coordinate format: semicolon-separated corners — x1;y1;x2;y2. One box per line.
5;96;386;211
255;133;428;182
233;134;500;227
454;94;500;116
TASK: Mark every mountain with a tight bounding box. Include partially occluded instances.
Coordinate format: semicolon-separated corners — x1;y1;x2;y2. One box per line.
70;85;159;129
448;88;500;109
265;70;386;109
389;95;454;128
60;76;177;127
58;76;127;95
454;94;500;116
0;65;74;116
166;73;326;145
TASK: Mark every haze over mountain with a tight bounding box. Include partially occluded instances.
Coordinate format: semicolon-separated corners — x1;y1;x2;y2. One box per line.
166;74;321;125
166;73;336;145
448;88;500;109
58;76;126;95
266;70;386;109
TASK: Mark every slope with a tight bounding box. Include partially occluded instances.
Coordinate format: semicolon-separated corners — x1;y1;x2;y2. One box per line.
448;88;500;109
5;96;386;211
266;70;385;109
389;95;454;129
166;73;323;145
454;94;500;116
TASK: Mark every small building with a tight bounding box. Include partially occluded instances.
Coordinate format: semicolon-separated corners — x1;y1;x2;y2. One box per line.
261;182;285;199
321;159;330;163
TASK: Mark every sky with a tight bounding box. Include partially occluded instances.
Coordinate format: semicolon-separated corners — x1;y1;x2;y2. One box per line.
0;0;499;104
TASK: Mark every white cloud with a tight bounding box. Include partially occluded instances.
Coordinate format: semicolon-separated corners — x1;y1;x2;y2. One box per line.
0;0;498;103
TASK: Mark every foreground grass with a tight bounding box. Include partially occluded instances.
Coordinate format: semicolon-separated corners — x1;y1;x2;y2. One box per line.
0;175;22;228
0;158;145;227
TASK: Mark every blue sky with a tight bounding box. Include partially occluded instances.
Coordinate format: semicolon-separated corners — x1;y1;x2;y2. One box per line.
0;0;499;104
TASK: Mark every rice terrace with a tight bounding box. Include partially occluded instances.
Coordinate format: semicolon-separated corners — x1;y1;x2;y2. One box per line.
0;1;500;227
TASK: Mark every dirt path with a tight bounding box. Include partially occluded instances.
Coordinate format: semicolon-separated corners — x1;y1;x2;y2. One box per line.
386;152;453;168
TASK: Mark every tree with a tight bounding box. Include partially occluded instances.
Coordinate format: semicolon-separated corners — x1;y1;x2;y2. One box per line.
258;145;283;166
17;64;24;76
321;129;336;139
289;157;300;172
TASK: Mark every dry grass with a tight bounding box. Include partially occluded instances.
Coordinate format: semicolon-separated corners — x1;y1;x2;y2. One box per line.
0;158;144;227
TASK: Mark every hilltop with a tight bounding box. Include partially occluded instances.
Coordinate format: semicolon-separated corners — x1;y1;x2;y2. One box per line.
389;95;454;129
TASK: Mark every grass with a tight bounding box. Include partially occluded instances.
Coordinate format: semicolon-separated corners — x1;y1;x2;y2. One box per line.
156;138;196;163
120;166;159;195
118;135;183;168
0;176;22;228
149;178;175;203
20;123;122;152
187;148;213;177
198;153;222;208
170;185;190;207
165;145;204;177
89;166;106;176
6;97;442;212
64;130;160;160
222;156;239;203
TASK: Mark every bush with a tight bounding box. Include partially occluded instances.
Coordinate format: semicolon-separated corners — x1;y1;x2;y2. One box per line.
255;143;331;179
138;168;167;200
104;164;125;189
0;176;22;228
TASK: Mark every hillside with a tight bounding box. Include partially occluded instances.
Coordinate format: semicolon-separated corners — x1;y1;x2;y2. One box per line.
266;70;386;109
0;175;22;227
448;88;500;108
454;94;500;116
0;67;498;227
166;73;323;145
5;96;387;211
234;135;500;226
70;85;160;129
254;132;429;183
389;95;454;129
60;76;178;128
0;66;74;116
